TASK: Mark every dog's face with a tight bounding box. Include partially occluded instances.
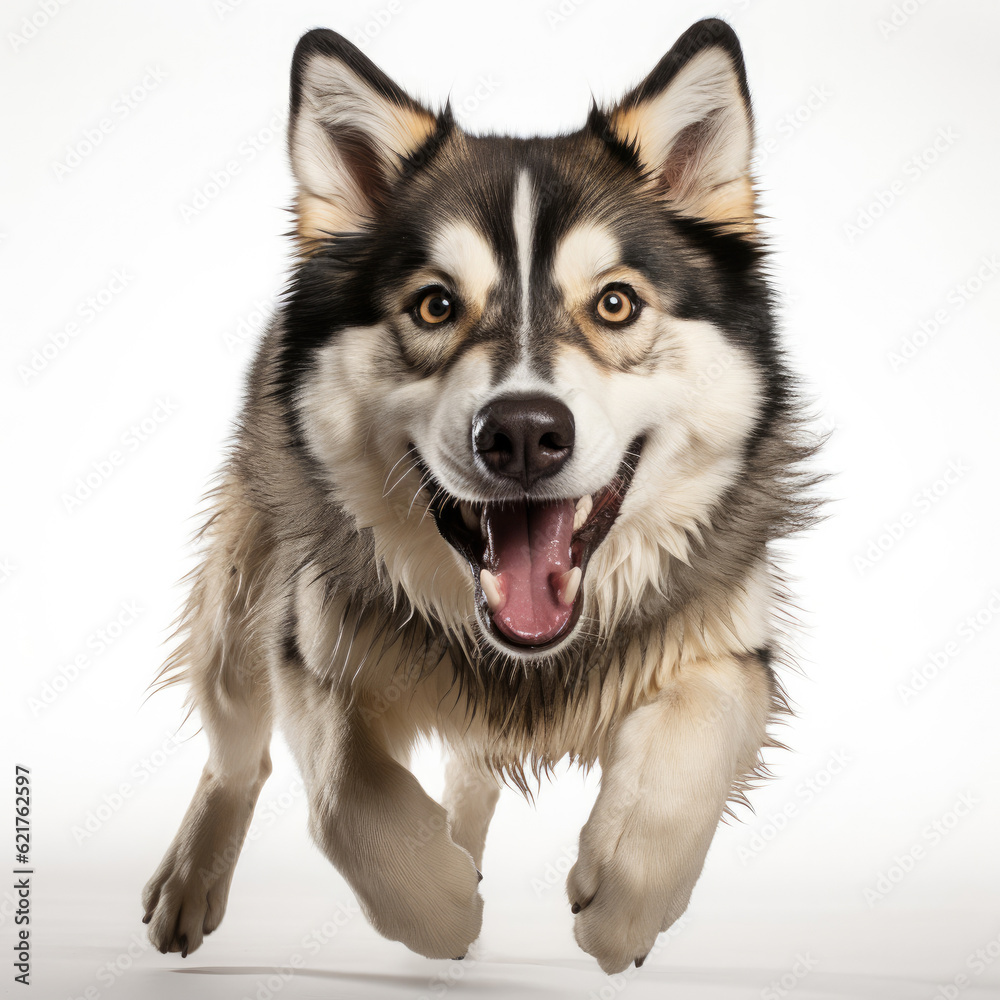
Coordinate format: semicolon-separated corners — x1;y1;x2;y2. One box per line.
281;21;774;662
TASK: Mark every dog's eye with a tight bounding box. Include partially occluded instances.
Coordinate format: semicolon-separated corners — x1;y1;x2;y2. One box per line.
414;288;454;327
595;285;639;325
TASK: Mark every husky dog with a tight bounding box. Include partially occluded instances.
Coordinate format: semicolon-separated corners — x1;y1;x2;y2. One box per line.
141;18;818;974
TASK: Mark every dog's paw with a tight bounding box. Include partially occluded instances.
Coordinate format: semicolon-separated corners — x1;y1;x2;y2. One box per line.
141;841;231;957
365;818;483;959
319;778;483;960
566;820;695;974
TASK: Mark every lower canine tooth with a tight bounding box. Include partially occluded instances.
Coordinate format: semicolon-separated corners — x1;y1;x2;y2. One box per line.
573;495;593;532
480;569;506;613
460;502;480;532
556;566;582;607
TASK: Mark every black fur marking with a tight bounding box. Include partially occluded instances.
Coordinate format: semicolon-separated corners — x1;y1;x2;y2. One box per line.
281;608;303;665
585;104;641;170
398;106;455;181
274;234;380;407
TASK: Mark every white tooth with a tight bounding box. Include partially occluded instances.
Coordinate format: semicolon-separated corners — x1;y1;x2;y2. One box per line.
480;569;506;613
460;502;480;532
573;494;593;532
556;566;582;607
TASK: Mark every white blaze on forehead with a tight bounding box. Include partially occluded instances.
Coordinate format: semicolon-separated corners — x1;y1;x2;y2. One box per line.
430;222;499;306
511;170;536;352
552;221;621;303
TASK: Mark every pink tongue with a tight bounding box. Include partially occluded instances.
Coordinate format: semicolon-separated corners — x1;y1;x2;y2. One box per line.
482;499;576;645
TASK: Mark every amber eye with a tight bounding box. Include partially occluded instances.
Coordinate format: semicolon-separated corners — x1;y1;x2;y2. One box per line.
595;285;638;325
414;288;454;326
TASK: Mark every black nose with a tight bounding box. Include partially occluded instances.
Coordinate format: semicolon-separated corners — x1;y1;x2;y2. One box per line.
472;395;575;489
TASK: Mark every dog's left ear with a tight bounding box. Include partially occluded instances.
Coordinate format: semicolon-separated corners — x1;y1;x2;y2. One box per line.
602;19;755;228
288;29;441;248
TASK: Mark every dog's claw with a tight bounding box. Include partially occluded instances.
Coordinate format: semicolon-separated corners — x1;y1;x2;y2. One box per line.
179;934;188;959
571;902;581;914
141;912;152;924
453;955;465;961
635;954;647;968
476;869;483;882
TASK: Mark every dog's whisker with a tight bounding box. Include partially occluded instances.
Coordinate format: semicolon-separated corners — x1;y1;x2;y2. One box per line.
417;486;445;526
382;446;419;498
383;459;421;500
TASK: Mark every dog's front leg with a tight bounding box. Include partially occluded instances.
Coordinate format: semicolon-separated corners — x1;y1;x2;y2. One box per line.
282;682;483;959
142;672;272;957
568;652;774;973
442;755;500;870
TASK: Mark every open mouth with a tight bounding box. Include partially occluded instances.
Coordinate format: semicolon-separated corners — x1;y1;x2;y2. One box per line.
419;437;644;653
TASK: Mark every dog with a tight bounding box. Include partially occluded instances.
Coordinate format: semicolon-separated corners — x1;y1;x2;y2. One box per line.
141;18;819;974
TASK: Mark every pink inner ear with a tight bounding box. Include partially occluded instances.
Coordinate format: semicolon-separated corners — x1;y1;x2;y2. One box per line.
324;123;391;209
658;113;721;198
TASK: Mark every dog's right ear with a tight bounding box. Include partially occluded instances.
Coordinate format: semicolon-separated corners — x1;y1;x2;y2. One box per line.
288;29;440;249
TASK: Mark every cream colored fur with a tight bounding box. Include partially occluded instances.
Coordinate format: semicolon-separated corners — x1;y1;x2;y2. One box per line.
141;23;805;977
141;464;780;969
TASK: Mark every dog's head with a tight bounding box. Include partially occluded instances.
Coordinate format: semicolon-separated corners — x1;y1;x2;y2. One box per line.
281;20;776;662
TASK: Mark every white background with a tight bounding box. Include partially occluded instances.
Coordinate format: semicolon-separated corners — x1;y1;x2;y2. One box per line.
3;0;1000;998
